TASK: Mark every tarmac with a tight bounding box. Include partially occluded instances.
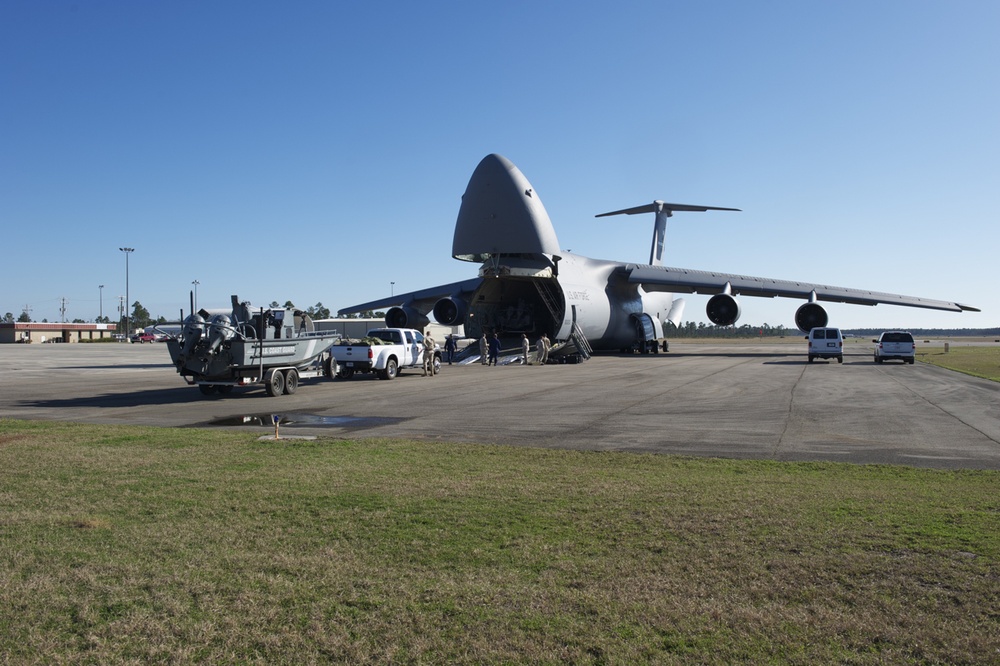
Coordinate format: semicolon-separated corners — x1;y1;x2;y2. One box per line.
2;341;1000;470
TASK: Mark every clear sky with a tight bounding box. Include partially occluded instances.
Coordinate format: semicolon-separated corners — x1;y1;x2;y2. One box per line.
3;1;997;330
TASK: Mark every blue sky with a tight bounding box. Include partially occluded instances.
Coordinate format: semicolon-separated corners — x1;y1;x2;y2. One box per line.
3;1;997;330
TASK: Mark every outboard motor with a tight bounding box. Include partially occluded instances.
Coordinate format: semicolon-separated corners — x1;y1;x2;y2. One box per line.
205;314;235;356
181;314;206;357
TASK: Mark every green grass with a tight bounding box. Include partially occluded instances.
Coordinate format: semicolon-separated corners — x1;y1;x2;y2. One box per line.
917;345;1000;382
2;419;998;664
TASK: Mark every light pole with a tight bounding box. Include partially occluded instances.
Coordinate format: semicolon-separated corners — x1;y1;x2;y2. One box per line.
192;280;200;313
120;247;134;333
99;284;104;322
391;281;395;297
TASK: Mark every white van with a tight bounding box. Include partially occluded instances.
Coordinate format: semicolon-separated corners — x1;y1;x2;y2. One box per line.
806;327;843;363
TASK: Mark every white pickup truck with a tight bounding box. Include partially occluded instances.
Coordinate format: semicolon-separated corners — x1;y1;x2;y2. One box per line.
329;328;441;380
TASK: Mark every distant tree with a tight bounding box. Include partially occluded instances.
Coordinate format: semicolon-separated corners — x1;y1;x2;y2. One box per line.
18;311;32;322
3;312;13;323
72;318;86;323
130;301;151;329
283;300;295;309
306;302;331;319
269;301;280;309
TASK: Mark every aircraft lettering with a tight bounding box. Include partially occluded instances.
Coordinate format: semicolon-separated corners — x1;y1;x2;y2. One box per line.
565;290;590;302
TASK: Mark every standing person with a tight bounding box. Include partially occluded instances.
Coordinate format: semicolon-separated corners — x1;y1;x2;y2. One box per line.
488;333;501;366
445;334;457;365
422;333;436;377
539;333;550;365
535;333;547;365
479;333;488;365
521;333;530;365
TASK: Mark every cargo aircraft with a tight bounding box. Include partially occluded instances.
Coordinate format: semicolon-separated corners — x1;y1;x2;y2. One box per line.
339;154;978;354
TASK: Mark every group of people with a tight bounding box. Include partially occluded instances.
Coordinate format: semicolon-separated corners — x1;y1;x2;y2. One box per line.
426;331;552;373
475;332;549;366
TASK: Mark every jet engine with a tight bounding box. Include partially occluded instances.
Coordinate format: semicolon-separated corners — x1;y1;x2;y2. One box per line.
432;296;468;326
706;293;741;326
385;305;430;331
794;302;828;332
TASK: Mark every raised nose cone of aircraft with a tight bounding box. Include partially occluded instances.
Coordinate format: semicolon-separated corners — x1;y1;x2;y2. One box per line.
452;154;561;262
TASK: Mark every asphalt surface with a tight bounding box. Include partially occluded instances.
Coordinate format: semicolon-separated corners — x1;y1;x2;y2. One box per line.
3;341;1000;469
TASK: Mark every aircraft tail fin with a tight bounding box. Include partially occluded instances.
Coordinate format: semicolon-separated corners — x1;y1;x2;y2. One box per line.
596;201;740;266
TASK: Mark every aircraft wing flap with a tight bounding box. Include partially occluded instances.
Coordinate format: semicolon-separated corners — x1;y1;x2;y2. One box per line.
338;277;483;316
627;265;979;313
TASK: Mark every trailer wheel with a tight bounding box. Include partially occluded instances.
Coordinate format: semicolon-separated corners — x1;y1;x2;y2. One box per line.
198;384;218;395
325;355;338;378
217;385;233;394
284;368;299;395
265;370;285;397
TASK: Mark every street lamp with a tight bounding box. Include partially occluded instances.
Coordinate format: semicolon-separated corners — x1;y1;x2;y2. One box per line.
192;280;200;313
120;247;134;333
391;281;395;297
99;284;104;321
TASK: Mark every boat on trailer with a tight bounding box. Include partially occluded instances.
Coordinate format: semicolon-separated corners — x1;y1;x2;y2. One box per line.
165;295;340;397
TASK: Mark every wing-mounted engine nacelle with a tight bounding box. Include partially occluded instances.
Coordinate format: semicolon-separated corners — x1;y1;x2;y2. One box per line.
385;306;430;331
794;302;828;332
432;296;469;326
706;293;741;326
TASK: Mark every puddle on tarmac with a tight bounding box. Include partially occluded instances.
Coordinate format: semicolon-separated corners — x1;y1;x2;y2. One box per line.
210;413;405;428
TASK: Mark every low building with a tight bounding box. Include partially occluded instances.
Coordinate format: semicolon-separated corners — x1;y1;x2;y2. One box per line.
0;322;120;344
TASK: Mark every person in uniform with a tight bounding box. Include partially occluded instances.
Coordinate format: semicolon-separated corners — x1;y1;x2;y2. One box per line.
422;333;436;377
488;333;501;366
479;333;488;365
521;333;530;365
445;334;457;364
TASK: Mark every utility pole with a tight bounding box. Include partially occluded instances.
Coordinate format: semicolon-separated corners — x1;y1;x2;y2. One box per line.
99;284;104;321
119;247;134;333
60;298;67;322
192;279;200;312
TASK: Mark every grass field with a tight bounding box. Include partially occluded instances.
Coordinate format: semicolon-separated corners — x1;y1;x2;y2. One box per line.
2;419;998;664
916;345;1000;382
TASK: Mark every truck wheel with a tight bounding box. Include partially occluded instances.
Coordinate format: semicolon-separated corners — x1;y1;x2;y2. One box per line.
433;356;441;375
837;356;843;364
198;384;218;395
284;368;299;395
265;370;285;397
381;359;398;380
336;367;354;380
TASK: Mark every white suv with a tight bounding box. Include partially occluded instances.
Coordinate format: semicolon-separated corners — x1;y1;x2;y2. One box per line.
806;327;843;363
873;331;915;364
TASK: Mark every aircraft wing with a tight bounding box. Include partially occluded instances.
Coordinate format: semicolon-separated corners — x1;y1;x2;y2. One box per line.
338;277;484;315
626;264;980;313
